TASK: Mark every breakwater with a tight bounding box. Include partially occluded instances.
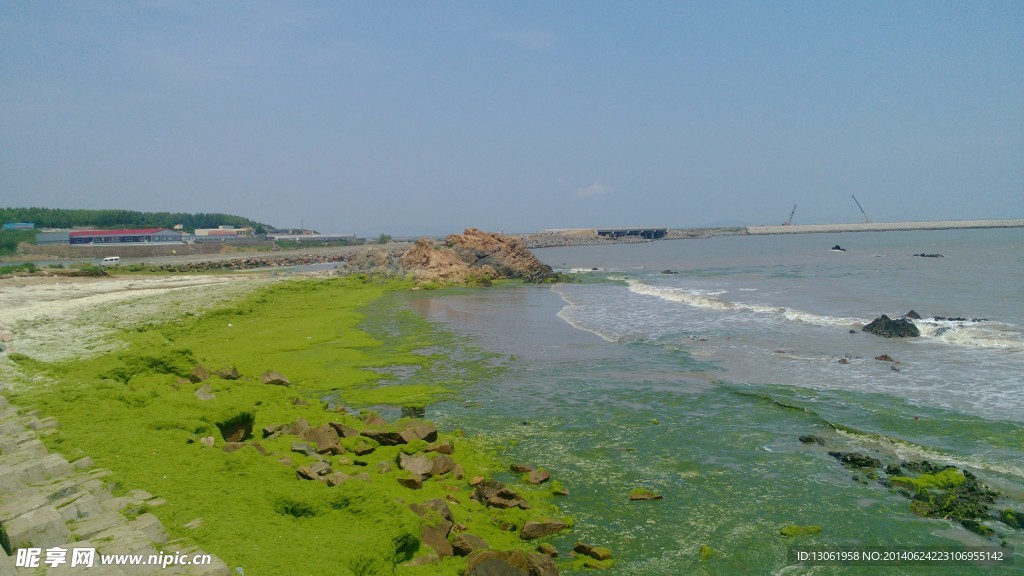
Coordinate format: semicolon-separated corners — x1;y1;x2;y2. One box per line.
746;219;1024;235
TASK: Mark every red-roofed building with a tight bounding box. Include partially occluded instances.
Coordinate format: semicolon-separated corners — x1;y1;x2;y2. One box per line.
69;228;185;245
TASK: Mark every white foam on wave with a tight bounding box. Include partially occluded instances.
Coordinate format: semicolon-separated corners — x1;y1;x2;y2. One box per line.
551;285;621;343
835;429;1024;480
628;279;1024;352
627;279;862;328
915;319;1024;351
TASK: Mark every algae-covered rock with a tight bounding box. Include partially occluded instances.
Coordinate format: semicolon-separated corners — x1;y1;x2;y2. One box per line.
699;544;715;560
863;315;920;338
260;370;291;386
573;542;612;561
828;451;881;469
465;550;532;575
779;525;821;537
798;434;826;445
525;469;551;485
520;519;568;540
452;533;489;556
215;411;254;442
629;487;663;501
188;364;210;383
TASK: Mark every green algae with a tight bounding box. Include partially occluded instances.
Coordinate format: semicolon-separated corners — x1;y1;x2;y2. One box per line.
5;276;562;575
779;525;821;537
889;468;966;491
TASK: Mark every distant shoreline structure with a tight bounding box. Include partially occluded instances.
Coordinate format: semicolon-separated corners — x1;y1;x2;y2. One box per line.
746;219;1024;235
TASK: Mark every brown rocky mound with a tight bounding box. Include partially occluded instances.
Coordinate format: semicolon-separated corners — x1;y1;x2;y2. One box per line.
399;228;554;284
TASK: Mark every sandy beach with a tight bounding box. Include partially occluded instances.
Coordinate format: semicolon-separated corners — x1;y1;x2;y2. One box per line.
0;274;268;365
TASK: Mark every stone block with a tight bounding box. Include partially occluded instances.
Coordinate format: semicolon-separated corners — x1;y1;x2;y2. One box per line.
2;506;71;550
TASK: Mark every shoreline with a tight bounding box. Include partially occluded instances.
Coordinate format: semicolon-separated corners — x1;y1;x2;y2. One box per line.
0;273;578;574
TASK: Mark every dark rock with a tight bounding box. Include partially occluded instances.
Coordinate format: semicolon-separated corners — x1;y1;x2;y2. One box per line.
829;451;882;469
323;472;352;487
520;519;567;540
328;421;361;438
410;498;455;525
399;421;438;444
874;354;894;362
913;253;943;258
527;553;559;576
351;441;376;456
430;454;457;477
300;424;342;455
361;429;406;446
214;365;240;380
525;469;551;485
903;310;922;320
216;412;254;442
452;533;489;556
863;315;920;338
536;542;558;557
261;370;291;386
397;475;423;489
831;245;846;252
660;269;678;275
422;523;454;557
397;453;434;477
362;412;387;427
401;405;426;419
472;479;531;510
885;464;902;475
221;442;245;453
573;542;612;561
188;364;210;383
465;550;531;576
511;463;536;473
1001;509;1024;529
799;435;826;446
425;439;455;455
838;357;850;364
296;461;331;480
283;418;310;436
291;442;316;457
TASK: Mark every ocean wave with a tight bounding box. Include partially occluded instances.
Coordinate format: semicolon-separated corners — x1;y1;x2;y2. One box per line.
627;279;1024;351
914;319;1024;351
834;428;1024;480
626;279;862;328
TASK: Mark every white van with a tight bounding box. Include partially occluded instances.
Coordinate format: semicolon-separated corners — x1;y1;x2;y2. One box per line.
100;256;120;266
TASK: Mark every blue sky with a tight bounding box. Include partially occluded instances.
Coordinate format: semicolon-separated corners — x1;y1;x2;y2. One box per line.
2;1;1022;235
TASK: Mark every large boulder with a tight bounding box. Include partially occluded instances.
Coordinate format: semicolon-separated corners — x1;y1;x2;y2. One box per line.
520;519;567;540
465;550;531;576
862;315;920;338
398;229;555;284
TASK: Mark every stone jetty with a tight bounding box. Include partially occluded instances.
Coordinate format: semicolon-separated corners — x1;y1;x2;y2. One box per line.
0;390;228;576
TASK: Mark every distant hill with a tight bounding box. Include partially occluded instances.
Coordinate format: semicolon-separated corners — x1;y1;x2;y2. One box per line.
0;207;272;232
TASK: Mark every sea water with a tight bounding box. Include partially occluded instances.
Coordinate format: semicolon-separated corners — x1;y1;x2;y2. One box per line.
401;228;1023;575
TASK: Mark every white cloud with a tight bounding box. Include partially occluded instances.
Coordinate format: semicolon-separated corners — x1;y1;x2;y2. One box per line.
575;182;612;198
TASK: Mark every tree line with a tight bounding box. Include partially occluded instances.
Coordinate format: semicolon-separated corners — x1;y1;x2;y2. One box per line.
0;207;272;232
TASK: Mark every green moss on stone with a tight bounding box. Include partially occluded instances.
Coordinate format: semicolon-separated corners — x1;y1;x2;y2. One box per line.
779;525;821;537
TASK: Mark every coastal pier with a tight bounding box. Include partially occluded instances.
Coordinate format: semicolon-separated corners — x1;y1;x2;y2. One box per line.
746;219;1024;235
595;227;668;239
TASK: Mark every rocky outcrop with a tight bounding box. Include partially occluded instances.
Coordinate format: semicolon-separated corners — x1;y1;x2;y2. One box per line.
398;229;554;284
862;315;920;338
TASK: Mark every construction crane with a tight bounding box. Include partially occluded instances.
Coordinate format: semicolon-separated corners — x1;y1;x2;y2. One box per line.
783;204;796;226
851;195;871;223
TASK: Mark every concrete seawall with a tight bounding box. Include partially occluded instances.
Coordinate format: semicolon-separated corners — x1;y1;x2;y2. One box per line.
746;219;1024;235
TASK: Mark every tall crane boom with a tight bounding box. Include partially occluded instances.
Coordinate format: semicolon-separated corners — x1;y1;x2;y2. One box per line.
851;195;871;223
784;204;796;226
